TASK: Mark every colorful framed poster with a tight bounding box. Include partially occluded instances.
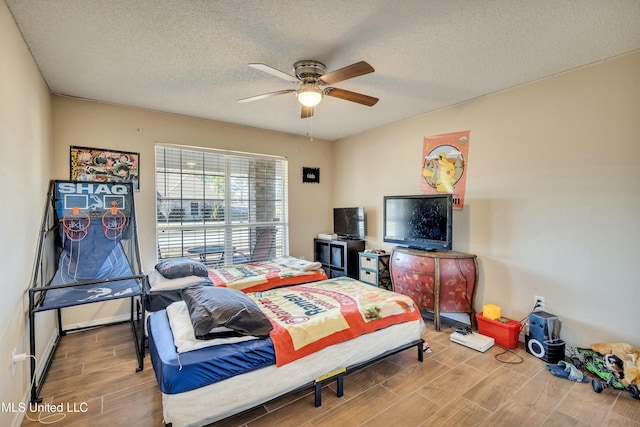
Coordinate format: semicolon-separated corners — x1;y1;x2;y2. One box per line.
70;146;140;190
420;131;470;209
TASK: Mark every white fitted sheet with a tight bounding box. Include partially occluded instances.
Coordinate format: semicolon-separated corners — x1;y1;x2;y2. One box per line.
162;318;425;427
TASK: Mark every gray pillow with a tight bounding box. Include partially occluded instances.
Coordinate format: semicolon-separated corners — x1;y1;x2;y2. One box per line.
181;286;273;340
155;258;208;279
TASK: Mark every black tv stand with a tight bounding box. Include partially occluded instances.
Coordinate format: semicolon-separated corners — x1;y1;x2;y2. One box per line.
314;238;365;279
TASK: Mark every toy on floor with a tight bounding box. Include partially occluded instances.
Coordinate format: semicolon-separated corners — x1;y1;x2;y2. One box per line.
591;342;640;389
576;343;640;400
545;361;589;382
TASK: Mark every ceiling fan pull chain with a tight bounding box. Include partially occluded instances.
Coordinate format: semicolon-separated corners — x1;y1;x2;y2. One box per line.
307;116;314;141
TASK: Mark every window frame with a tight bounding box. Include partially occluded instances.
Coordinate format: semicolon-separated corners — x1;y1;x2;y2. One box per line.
155;144;289;266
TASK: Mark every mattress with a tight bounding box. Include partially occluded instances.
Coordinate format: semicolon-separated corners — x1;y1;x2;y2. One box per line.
206;260;327;293
148;277;425;426
147;310;276;394
145;260;327;312
159;318;424;427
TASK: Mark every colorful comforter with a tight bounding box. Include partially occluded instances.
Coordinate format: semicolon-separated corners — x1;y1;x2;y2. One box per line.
207;261;327;293
249;277;422;366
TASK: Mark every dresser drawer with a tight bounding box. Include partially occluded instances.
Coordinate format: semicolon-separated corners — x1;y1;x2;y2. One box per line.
359;270;378;286
360;255;378;270
391;269;435;294
391;251;435;274
391;269;435;310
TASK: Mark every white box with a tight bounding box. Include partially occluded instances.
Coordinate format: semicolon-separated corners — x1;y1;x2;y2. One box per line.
450;331;495;352
317;233;337;240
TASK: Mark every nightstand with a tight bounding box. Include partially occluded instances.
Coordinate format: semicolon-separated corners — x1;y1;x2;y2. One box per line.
358;252;391;290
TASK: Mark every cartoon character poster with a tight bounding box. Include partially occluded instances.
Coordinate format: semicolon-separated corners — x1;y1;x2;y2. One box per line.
420;131;469;209
70;146;140;190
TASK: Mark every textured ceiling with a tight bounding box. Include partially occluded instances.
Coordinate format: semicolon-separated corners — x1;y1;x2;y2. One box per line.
6;0;640;141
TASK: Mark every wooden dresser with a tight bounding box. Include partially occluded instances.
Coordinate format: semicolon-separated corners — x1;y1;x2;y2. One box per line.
390;247;478;331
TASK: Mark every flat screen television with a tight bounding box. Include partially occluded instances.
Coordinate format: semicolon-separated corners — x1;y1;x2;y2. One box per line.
383;194;453;251
333;207;365;239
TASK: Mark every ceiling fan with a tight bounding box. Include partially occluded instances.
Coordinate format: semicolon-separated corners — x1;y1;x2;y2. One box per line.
238;60;379;118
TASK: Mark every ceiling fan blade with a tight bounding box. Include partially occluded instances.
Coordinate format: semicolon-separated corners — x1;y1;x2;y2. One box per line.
237;89;296;103
248;63;299;84
301;105;314;119
325;87;379;107
319;61;374;85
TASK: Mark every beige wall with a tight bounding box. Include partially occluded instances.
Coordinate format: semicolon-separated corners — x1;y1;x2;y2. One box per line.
334;52;640;346
1;2;52;426
50;97;335;325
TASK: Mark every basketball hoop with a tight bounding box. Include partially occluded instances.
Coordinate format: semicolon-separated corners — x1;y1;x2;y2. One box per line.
102;201;127;240
62;207;90;241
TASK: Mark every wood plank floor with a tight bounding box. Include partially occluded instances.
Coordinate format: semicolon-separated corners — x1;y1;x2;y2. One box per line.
22;320;640;427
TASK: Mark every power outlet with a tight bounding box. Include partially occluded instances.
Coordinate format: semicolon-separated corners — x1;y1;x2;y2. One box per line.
534;295;545;311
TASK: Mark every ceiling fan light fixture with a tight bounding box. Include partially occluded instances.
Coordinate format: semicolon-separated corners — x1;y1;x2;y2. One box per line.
297;85;323;107
240;60;377;118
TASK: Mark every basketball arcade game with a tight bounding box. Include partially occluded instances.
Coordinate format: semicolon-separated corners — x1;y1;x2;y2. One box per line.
28;180;146;403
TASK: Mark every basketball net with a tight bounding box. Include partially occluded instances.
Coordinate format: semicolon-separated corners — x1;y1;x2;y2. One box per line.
62;207;90;241
102;202;127;240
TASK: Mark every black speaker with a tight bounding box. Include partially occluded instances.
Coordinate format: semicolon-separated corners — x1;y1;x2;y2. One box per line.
525;335;565;363
525;311;565;364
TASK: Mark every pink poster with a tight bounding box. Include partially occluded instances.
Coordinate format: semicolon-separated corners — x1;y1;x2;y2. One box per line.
420;131;470;209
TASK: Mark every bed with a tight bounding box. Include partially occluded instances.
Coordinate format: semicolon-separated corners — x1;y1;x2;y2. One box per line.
145;256;327;312
148;276;425;427
29;180;145;403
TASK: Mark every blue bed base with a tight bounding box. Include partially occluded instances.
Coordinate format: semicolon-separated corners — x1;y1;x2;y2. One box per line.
147;310;276;394
151;307;426;426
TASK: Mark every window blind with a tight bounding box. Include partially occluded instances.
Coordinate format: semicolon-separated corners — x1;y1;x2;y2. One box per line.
156;144;288;266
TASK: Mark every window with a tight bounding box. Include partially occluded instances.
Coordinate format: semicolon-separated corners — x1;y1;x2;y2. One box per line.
156;145;288;266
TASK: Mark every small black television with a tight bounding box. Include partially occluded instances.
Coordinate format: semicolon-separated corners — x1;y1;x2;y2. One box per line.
333;207;365;239
383;194;453;251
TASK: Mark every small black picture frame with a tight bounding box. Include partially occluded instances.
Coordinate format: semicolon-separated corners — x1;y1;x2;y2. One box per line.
302;167;320;183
